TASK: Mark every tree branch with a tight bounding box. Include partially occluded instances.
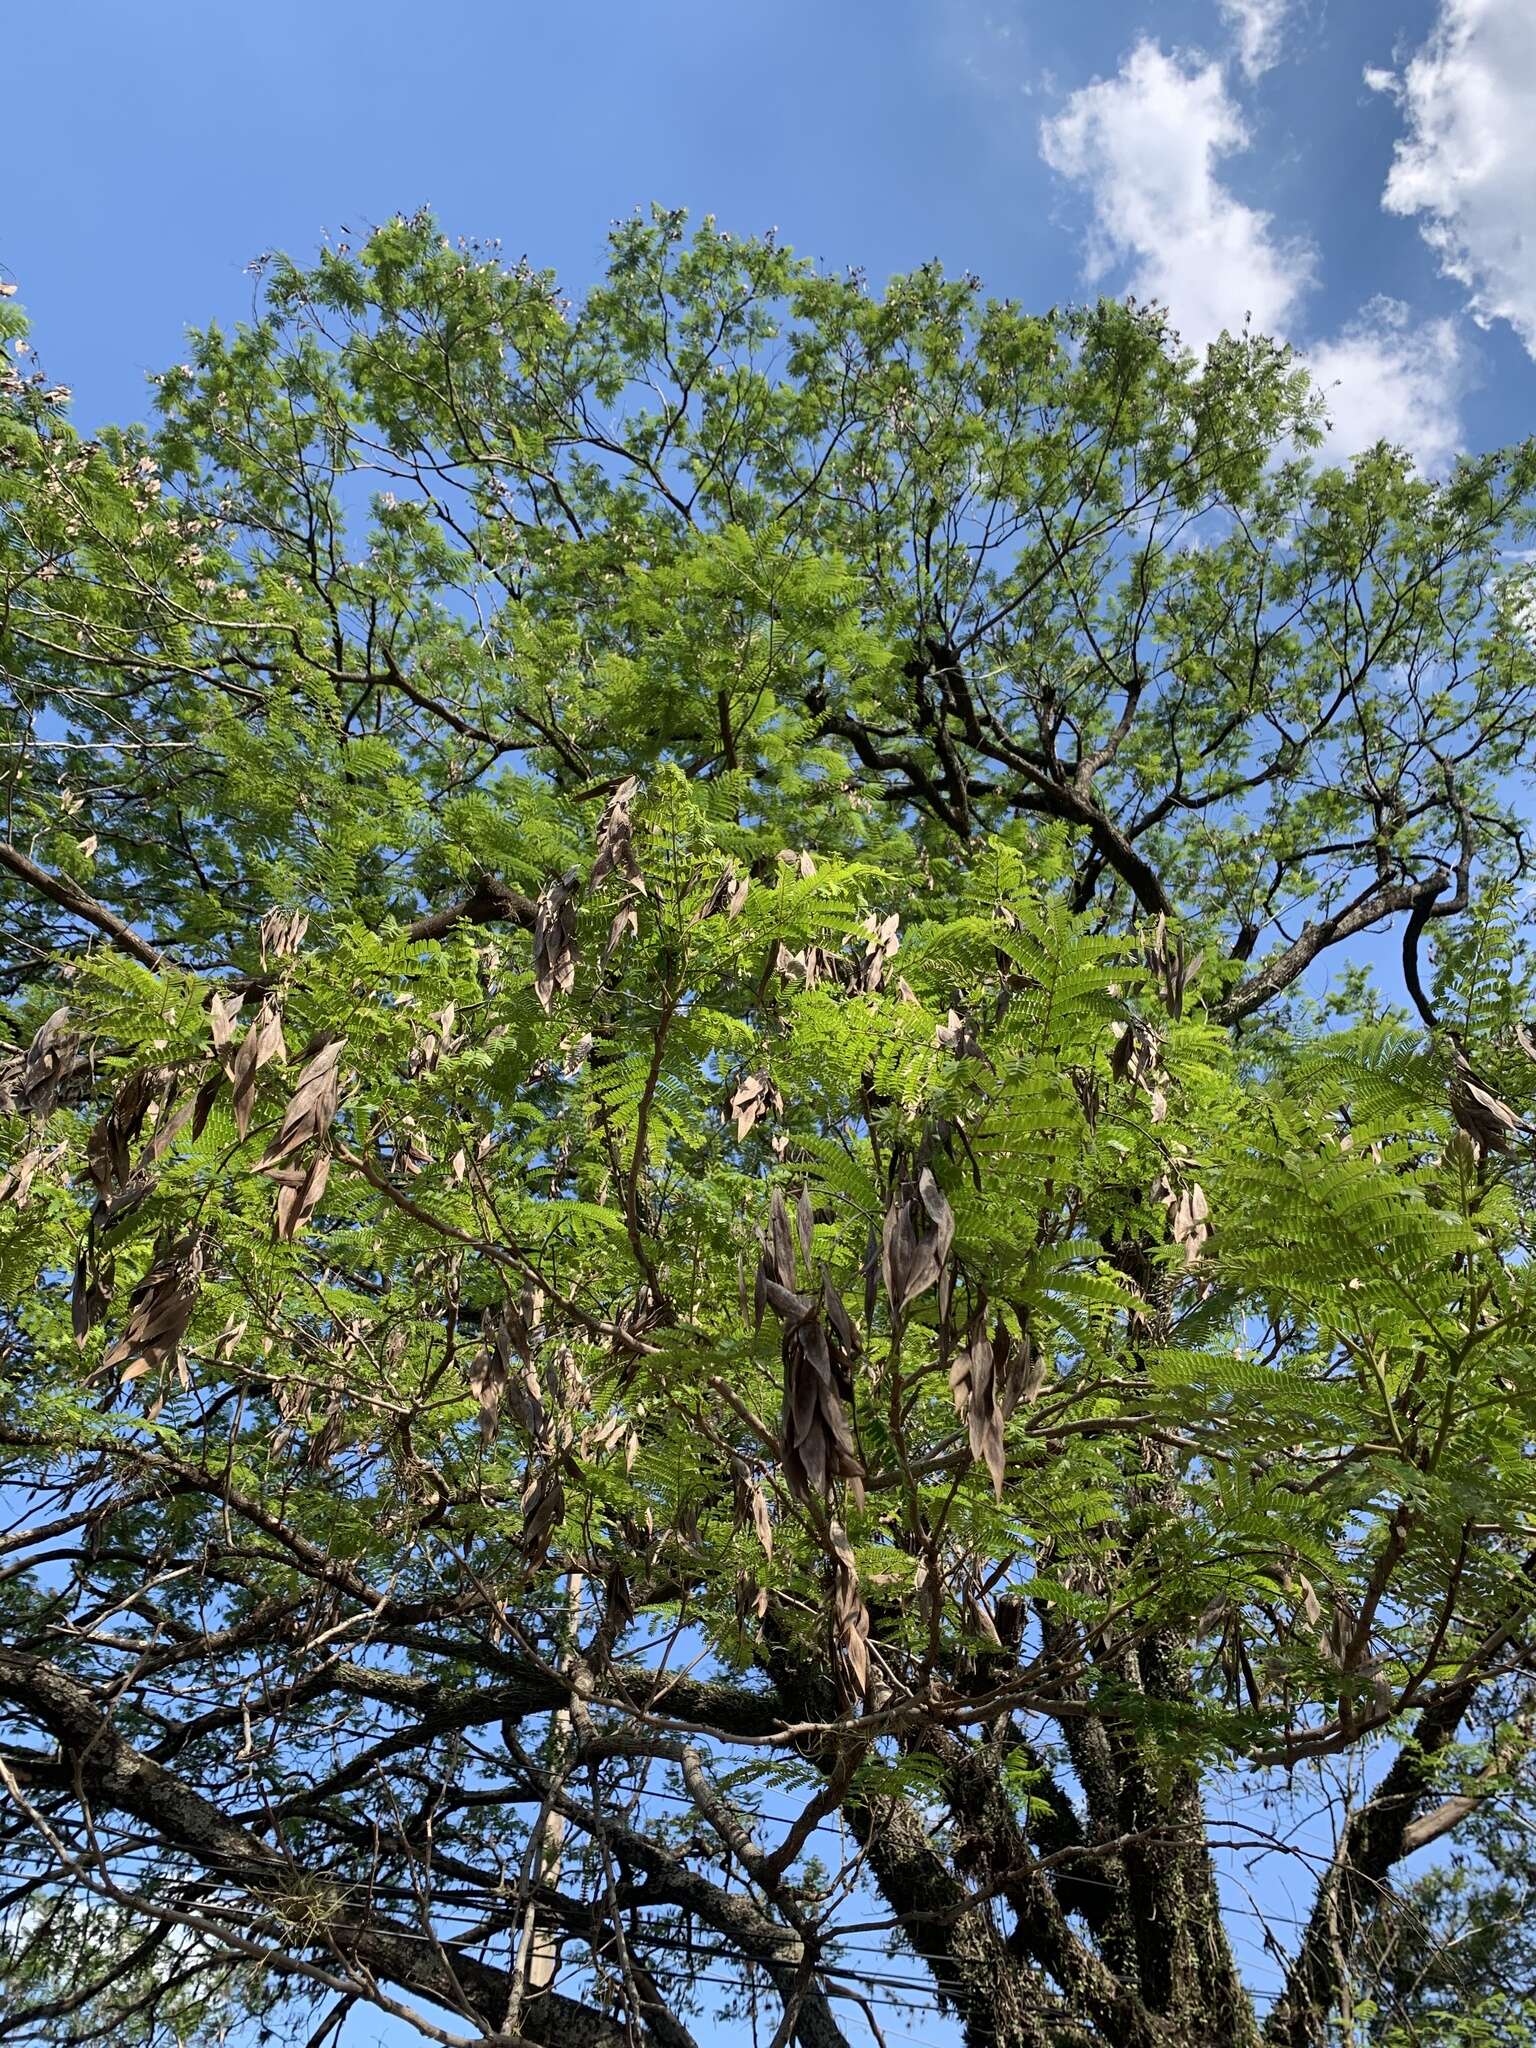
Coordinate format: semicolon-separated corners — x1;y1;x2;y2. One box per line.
0;1643;642;2048
1264;1674;1487;2047
406;873;538;943
1217;877;1434;1026
0;841;165;971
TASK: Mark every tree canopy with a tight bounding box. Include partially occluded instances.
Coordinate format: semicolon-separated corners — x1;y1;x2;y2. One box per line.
4;207;1536;2048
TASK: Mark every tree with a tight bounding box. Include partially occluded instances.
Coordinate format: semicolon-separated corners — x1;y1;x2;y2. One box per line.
1352;1795;1536;2045
2;206;1536;2048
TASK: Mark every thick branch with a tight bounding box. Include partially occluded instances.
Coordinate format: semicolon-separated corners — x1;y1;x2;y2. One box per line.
406;873;538;943
1264;1676;1483;2047
0;1644;637;2048
0;841;165;971
1217;877;1432;1026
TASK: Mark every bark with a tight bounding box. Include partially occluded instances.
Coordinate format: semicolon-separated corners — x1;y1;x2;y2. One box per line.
763;1642;1175;2048
1215;877;1436;1026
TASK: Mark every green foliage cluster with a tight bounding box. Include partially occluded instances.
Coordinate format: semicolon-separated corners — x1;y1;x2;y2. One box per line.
2;209;1536;2048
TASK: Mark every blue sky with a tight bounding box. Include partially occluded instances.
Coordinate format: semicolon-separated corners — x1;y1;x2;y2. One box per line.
6;0;1536;472
5;3;1534;2042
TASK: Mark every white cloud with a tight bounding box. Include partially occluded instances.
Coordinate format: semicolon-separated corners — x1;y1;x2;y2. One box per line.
1039;40;1312;352
1219;0;1292;80
1371;0;1536;357
1301;299;1468;474
929;2;1048;105
1039;42;1467;472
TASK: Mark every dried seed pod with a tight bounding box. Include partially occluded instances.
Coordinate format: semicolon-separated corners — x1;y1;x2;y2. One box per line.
732;1458;775;1560
1153;1171;1211;1268
859;911;900;992
948;1311;1006;1500
694;863;750;924
466;1344;507;1446
267;1149;332;1241
0;1141;64;1209
102;1234;204;1380
230;995;287;1141
933;1008;992;1068
880;1167;955;1322
1143;914;1204;1019
259;908;310;964
143;1072;224;1167
757;1194;864;1504
259;1036;344;1167
533;871;580;1013
209;988;243;1054
603;890;642;960
776;848;816;880
72;1235;114;1344
728;1069;783;1141
520;1462;566;1563
1110;1017;1169;1123
87;1066;165;1198
589;776;645;893
4;1008;81;1115
1448;1052;1523;1155
828;1518;872;1702
998;1325;1047;1415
